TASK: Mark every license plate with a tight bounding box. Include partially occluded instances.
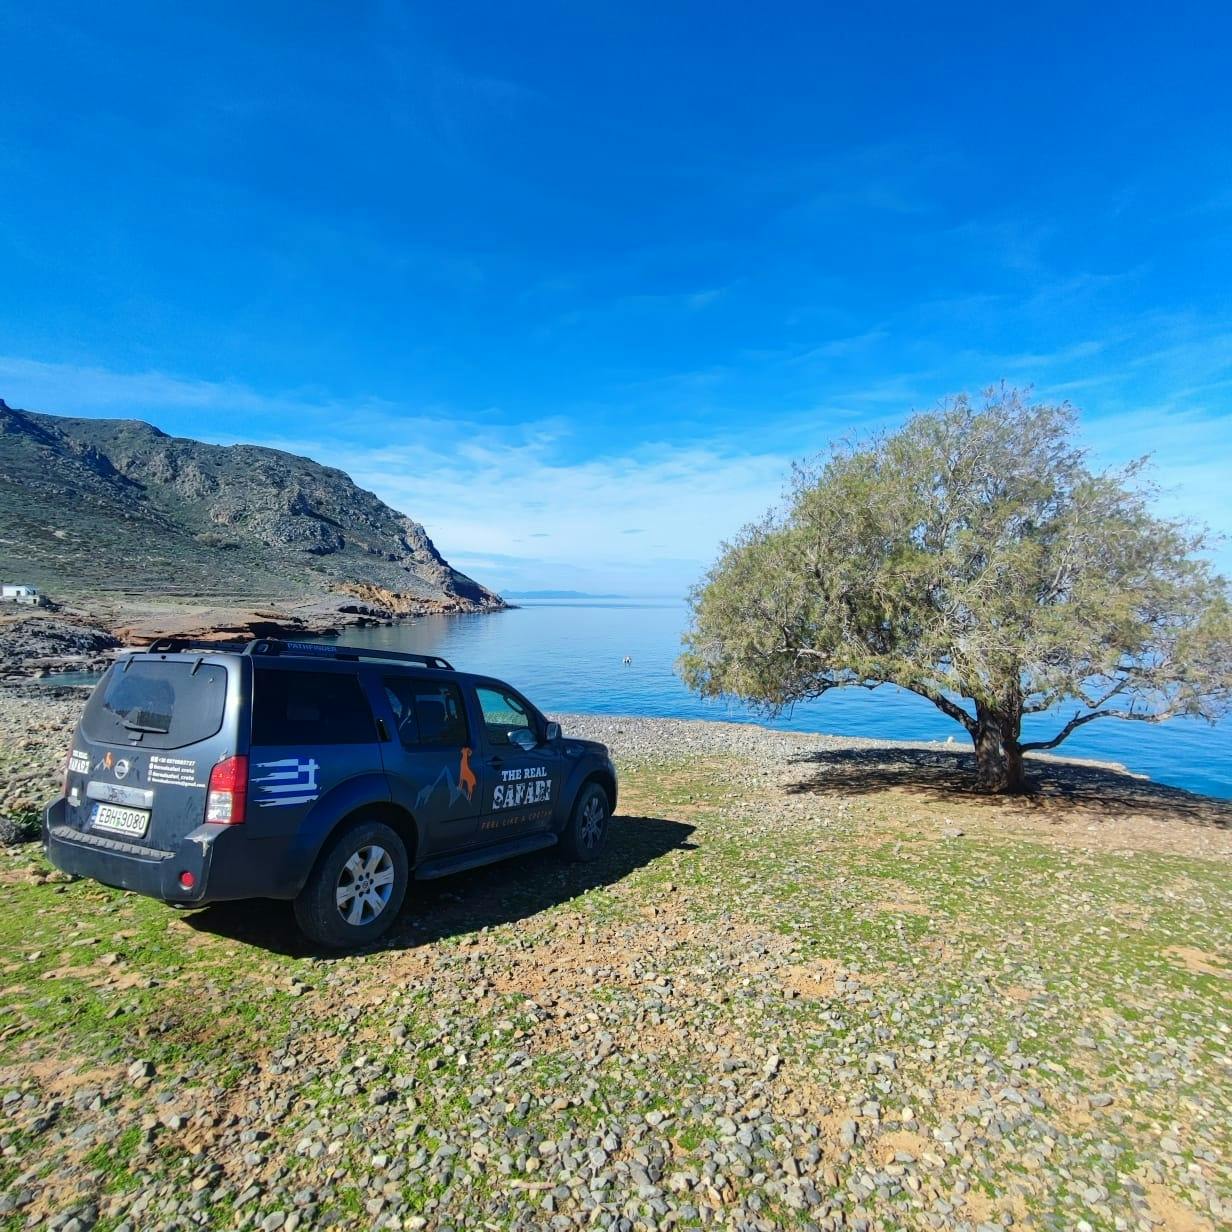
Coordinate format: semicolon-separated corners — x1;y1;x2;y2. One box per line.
92;802;150;838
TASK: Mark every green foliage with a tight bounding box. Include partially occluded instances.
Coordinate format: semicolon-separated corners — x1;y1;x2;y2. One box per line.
1;806;41;845
681;386;1232;786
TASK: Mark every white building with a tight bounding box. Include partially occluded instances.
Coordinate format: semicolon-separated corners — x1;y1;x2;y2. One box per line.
0;584;44;605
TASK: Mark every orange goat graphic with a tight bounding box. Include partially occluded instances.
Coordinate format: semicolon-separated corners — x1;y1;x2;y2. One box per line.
458;746;477;801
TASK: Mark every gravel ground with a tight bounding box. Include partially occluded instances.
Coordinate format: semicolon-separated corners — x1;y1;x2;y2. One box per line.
1;690;1230;1231
0;686;90;826
555;714;882;763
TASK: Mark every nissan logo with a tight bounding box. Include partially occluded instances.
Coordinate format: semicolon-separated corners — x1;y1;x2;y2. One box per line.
113;758;131;781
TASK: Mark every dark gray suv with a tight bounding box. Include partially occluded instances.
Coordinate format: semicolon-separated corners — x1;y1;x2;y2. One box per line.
43;639;618;948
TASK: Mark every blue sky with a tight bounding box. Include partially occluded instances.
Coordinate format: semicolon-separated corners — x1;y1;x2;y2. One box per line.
2;2;1230;593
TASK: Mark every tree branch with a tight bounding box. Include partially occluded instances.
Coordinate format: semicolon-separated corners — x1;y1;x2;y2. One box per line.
904;682;976;734
1019;709;1108;751
1020;704;1183;752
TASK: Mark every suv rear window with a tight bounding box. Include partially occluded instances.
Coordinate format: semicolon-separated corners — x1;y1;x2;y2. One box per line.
252;669;376;746
82;659;228;751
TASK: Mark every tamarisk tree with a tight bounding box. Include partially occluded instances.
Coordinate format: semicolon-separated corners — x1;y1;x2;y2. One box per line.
680;387;1232;793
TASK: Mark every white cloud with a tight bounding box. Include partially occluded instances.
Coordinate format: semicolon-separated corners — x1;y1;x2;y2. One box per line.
250;430;792;595
0;354;791;594
0;353;404;426
1077;403;1232;567
4;353;1227;592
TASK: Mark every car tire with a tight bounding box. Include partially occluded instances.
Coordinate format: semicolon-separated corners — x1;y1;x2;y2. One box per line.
293;820;408;949
560;781;610;863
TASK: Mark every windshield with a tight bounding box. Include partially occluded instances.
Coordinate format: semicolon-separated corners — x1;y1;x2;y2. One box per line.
82;659;229;750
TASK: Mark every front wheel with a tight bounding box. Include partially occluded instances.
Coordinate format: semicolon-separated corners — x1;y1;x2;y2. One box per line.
560;782;610;862
294;820;408;949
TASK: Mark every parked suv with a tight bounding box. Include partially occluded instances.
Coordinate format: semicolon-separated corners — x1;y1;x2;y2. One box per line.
44;639;618;948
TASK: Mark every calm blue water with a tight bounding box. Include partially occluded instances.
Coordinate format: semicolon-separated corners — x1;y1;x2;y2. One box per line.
306;599;1232;800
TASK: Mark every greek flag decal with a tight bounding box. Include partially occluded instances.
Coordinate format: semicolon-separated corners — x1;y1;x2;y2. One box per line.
252;758;321;808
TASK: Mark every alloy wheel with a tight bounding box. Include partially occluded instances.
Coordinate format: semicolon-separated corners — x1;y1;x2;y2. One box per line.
336;844;395;927
580;794;607;849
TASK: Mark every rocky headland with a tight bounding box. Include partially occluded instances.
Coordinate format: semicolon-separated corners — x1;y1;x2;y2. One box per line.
0;399;506;674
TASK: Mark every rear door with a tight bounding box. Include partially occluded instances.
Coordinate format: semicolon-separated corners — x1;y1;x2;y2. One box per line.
372;673;484;858
247;665;385;836
65;655;238;851
473;681;565;840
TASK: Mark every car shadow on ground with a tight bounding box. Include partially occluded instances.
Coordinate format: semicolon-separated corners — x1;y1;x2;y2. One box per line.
784;746;1232;828
180;812;697;957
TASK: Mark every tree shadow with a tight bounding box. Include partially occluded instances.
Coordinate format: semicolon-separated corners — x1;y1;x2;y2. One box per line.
180;812;697;957
784;745;1232;828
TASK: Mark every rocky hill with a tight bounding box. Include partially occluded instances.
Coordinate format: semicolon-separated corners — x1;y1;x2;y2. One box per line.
0;399;504;638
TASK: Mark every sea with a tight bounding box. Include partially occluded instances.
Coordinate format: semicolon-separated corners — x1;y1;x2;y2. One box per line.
303;597;1232;800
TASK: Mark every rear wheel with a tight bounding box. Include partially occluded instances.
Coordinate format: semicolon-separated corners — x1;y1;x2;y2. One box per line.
560;781;610;862
293;820;408;949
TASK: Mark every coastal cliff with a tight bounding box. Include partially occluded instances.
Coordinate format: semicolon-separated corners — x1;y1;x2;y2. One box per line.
0;399;504;655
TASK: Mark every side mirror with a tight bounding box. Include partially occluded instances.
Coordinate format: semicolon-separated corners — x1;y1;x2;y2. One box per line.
509;728;537;752
544;721;561;742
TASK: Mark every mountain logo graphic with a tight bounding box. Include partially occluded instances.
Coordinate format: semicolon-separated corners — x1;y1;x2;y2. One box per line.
415;747;476;809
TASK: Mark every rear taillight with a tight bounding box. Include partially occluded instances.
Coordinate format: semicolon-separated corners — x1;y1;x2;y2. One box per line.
206;755;248;825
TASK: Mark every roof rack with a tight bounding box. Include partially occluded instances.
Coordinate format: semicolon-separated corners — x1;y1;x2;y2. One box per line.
138;638;251;655
248;639;454;671
134;637;454;671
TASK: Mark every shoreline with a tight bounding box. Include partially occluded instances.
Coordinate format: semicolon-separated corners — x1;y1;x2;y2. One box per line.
0;594;508;681
0;677;1150;780
3;686;1228;826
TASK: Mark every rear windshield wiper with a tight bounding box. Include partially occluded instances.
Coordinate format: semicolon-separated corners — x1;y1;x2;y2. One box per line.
121;716;171;734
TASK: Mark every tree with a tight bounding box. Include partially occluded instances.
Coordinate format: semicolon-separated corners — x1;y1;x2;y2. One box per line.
680;387;1232;793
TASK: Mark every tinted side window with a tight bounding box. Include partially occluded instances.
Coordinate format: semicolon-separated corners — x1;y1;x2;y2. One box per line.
475;686;534;746
381;676;421;748
82;660;228;750
382;676;469;748
252;670;375;746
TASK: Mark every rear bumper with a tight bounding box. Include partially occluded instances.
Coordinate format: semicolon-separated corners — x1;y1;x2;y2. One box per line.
42;798;296;905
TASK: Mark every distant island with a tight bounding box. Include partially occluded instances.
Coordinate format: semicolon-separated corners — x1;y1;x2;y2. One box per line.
502;589;626;599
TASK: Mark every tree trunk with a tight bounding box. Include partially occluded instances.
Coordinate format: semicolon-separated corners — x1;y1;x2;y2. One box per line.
972;704;1027;794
